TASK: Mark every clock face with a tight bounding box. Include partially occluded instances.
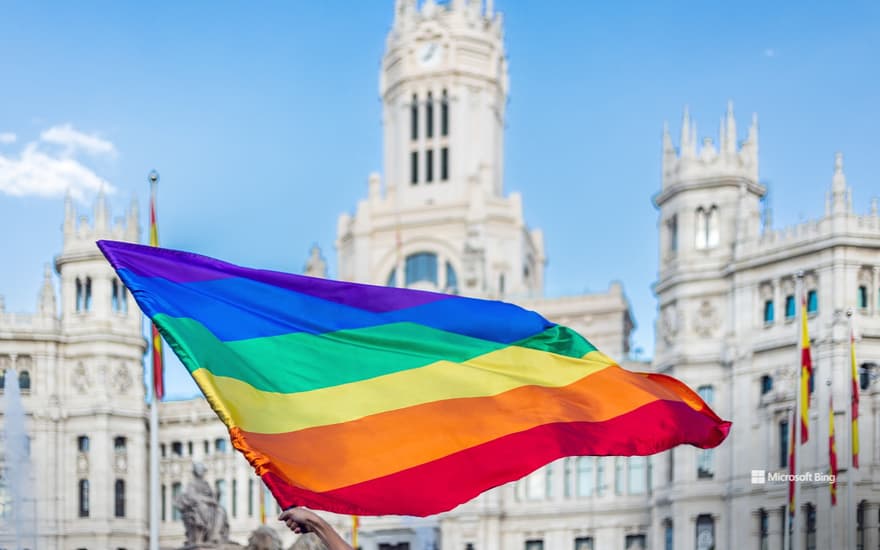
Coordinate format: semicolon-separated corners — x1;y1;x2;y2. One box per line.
418;42;442;68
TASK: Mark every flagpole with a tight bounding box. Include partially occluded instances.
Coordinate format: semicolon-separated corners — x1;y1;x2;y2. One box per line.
792;272;804;550
846;308;856;550
149;169;161;550
828;380;835;549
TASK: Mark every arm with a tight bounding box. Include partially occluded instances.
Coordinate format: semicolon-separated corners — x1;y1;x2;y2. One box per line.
279;507;355;550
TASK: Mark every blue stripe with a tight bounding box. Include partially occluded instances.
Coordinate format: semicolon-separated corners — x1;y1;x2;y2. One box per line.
118;268;554;343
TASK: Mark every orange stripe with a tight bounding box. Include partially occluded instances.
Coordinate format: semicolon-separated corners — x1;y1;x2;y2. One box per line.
233;366;708;492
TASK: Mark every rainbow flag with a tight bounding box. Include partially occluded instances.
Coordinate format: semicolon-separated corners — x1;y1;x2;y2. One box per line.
98;240;730;516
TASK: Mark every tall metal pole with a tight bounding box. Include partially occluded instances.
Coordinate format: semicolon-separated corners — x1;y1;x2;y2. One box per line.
846;308;856;550
149;170;161;550
792;272;804;550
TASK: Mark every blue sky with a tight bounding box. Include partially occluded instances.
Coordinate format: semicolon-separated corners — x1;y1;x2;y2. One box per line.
1;1;878;399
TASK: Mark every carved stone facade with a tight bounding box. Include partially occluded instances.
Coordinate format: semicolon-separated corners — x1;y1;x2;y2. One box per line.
653;106;880;549
0;193;147;550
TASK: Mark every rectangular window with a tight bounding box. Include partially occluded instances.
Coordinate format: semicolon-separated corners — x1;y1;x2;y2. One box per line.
858;286;868;309
172;482;182;521
248;479;254;517
187;441;193;456
624;534;646;549
525;540;544;550
697;386;714;478
204;440;210;455
441;147;449;181
232;478;238;518
160;443;166;457
664;521;674;550
215;438;227;453
77;435;89;453
426;95;434;138
807;289;818;314
171;441;183;456
411;151;419;185
78;479;89;517
668;215;678;253
628;456;646;494
161;484;166;521
785;295;795;319
614;457;624;495
759;509;769;550
411;95;418;140
574;537;593;550
441;92;449;136
426;149;434;183
763;300;774;323
576;457;593;496
114;436;126;452
114;479;125;518
779;420;789;468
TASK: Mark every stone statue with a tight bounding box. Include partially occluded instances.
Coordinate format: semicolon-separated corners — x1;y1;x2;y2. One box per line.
245;525;283;550
288;533;328;550
176;462;231;547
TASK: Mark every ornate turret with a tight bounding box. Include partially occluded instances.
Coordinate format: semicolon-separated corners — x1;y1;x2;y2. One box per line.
38;263;56;317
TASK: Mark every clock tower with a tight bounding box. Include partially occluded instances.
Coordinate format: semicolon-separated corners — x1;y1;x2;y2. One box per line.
381;0;508;204
337;0;545;300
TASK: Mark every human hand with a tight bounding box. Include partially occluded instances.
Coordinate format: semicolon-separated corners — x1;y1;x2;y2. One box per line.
278;506;322;534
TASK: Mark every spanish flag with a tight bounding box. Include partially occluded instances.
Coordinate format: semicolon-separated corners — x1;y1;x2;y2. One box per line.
98;240;731;516
851;328;860;468
800;295;813;443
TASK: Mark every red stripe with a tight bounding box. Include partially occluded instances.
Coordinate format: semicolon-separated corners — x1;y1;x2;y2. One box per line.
260;399;730;516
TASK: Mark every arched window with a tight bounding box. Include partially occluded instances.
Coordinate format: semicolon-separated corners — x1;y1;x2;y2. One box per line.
410;94;418;140
426;92;434;138
84;277;92;311
695;514;714;550
114;479;126;517
18;370;30;392
441;89;449;136
706;206;719;247
78;479;90;517
75;278;83;312
441;147;449;181
695;207;707;249
426;149;434;182
405;253;438;286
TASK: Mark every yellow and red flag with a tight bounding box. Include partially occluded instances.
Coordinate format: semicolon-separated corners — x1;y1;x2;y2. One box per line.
788;407;797;521
851;328;860;468
799;295;813;443
829;395;838;505
149;181;165;401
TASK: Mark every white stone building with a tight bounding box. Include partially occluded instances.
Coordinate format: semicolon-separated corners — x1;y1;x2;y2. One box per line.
0;194;148;550
3;2;879;550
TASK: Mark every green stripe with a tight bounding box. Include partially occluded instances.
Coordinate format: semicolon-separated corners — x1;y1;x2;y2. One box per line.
154;314;597;394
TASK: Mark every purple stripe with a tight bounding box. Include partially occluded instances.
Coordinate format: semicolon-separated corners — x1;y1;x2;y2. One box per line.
97;240;451;313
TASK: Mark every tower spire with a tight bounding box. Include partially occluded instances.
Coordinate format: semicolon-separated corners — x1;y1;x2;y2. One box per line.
830;152;850;215
725;101;737;156
94;185;109;231
64;188;76;235
680;106;693;158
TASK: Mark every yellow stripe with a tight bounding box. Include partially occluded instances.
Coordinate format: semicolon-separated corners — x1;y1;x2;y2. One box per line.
193;348;615;434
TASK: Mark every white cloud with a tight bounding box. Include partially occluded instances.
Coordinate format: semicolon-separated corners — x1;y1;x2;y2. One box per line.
0;125;116;202
763;48;776;58
40;123;116;157
0;132;16;144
